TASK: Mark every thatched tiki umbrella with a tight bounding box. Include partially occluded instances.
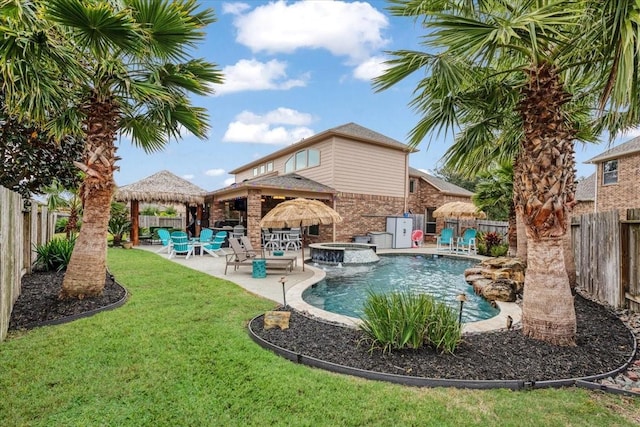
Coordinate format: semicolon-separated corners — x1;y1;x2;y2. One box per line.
116;170;206;245
260;198;343;271
433;201;486;235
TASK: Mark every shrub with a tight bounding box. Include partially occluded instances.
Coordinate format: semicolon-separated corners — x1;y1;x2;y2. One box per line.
478;231;504;256
490;244;508;257
359;291;462;354
34;236;76;272
55;217;68;233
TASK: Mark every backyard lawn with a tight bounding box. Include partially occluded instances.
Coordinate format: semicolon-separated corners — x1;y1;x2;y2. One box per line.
0;249;638;426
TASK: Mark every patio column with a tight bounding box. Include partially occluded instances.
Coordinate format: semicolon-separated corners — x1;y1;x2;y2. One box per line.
247;190;262;250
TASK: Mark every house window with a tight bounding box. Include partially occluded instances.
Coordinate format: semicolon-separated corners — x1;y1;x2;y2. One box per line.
267;162;273;172
253;167;258;177
409;179;416;194
603;160;618;185
425;208;436;234
284;149;320;173
260;164;265;174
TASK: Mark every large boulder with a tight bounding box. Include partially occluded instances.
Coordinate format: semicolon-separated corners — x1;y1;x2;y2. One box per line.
464;257;525;302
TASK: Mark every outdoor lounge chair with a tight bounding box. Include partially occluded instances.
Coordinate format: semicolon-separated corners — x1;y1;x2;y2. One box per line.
240;236;261;258
456;228;477;254
436;227;454;252
202;233;227;257
225;238;294;274
155;228;172;253
169;231;194;259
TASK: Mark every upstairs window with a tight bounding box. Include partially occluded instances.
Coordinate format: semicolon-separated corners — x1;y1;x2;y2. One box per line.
603;160;618;185
409;179;416;193
284;149;320;173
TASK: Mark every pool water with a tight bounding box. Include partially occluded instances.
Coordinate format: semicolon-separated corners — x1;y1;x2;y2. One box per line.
303;255;499;322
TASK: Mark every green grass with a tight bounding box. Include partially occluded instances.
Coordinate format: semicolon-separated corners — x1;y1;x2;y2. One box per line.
1;249;638;426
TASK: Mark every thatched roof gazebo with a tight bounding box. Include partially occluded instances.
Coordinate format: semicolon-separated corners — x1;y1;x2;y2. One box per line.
115;170;207;245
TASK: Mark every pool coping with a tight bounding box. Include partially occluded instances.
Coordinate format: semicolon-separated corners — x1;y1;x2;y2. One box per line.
286;252;522;333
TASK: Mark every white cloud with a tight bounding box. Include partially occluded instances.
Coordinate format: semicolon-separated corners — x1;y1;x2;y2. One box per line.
222;108;315;145
352;55;388;81
212;59;309;95
205;168;225;177
221;2;250;15
232;1;389;63
182;174;195;180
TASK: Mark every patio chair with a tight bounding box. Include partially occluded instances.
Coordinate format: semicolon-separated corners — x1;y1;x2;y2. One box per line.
225;237;257;274
456;228;478;254
169;231;194;259
155;228;172;253
282;231;302;251
436;228;454;252
195;228;214;244
202;233;228;257
240;236;261;258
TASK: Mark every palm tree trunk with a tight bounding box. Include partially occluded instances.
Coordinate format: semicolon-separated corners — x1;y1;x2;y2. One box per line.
521;237;576;345
60;185;112;298
61;93;119;298
515;209;527;262
516;62;577;345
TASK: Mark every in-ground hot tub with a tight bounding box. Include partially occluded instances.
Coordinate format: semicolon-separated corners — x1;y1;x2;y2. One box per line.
309;242;379;265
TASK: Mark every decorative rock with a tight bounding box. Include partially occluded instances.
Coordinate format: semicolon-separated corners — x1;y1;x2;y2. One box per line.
491;269;512;280
471;278;493;295
464;274;485;283
264;311;291;330
464;267;484;277
482;280;516;302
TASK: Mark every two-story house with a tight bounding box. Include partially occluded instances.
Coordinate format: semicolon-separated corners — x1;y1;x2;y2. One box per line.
574;136;640;219
205;123;473;248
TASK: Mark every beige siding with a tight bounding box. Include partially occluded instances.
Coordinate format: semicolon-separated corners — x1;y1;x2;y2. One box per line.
331;137;406;197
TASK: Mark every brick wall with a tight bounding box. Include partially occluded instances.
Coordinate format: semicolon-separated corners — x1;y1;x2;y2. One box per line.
314;192;405;242
596;154;640;220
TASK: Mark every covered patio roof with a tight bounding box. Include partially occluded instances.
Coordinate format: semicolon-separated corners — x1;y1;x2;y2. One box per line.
207;173;336;201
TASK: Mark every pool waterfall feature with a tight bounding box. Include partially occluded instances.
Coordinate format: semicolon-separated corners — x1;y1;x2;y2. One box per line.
309;242;380;265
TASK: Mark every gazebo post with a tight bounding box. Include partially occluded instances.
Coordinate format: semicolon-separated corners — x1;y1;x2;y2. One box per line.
131;200;140;246
196;204;202;237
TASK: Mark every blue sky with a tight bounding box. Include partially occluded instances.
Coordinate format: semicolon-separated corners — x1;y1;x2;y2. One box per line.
114;0;633;191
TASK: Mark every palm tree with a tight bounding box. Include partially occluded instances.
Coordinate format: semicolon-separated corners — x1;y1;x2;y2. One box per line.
374;0;622;345
1;0;223;298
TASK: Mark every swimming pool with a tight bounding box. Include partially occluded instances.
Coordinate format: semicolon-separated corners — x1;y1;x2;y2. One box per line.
302;255;499;323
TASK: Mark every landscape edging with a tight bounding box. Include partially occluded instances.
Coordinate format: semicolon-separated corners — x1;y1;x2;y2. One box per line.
247;313;639;395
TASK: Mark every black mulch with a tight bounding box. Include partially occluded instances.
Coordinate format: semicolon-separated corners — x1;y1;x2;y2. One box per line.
251;295;636;381
9;271;125;331
9;271;636;382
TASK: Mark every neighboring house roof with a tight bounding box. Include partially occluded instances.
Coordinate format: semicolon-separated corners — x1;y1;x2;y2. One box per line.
208;173;336;197
116;170;206;205
586;135;640;163
575;173;596;202
408;167;474;197
229;122;415;174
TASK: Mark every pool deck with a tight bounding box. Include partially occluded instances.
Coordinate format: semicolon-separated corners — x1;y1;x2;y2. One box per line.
136;243;521;333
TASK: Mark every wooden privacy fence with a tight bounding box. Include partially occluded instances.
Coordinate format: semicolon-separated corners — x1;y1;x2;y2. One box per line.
0;187;55;341
572;209;640;312
137;215;184;230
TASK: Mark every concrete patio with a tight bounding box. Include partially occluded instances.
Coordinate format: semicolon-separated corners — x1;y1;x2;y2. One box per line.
137;243;520;333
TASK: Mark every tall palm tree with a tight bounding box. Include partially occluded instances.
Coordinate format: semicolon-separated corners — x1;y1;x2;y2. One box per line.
374;0;618;345
1;0;223;298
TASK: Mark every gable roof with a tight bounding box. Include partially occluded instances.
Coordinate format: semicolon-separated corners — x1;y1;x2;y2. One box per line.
586;136;640;163
116;170;206;205
229;122;415;174
408;167;474;197
575;173;596;202
208;173;336;197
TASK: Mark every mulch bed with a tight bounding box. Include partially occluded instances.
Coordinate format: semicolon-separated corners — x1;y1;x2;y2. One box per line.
251;295;636;381
9;271;636;383
9;271;125;331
